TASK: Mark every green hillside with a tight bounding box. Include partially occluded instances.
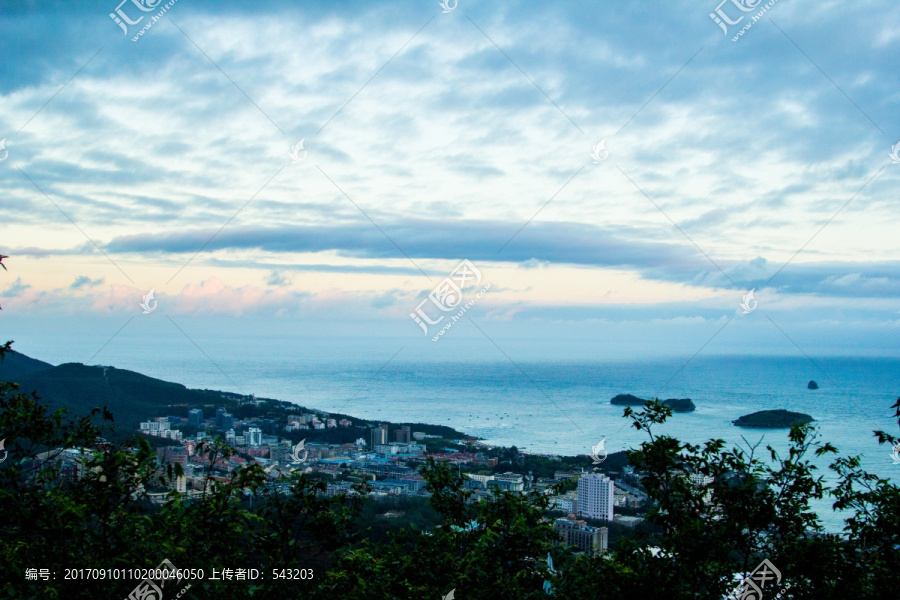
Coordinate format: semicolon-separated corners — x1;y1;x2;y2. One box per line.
4;359;245;441
0;350;471;445
0;349;53;380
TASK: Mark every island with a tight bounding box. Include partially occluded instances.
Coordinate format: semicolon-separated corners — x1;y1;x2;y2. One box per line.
663;398;696;412
733;409;814;428
610;394;646;406
807;380;819;390
610;394;696;412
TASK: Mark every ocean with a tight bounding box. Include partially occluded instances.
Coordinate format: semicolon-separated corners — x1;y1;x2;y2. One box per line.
7;322;898;532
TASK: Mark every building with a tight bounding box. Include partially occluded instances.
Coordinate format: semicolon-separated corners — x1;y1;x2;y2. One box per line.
188;409;203;428
159;446;188;466
613;515;644;529
375;443;401;454
216;410;233;430
371;423;389;449
550;492;577;513
689;473;715;503
394;425;411;443
576;473;614;521
489;472;524;492
473;454;499;467
247;427;262;447
465;473;493;489
215;408;235;430
553;514;608;556
140;418;171;432
377;442;424;456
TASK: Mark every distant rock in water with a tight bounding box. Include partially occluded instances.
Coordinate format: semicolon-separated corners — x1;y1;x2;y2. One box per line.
610;394;695;412
662;398;696;412
733;409;814;428
610;394;647;406
807;380;819;390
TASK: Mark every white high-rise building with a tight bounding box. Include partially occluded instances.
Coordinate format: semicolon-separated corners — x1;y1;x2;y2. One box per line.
576;473;614;521
247;427;263;447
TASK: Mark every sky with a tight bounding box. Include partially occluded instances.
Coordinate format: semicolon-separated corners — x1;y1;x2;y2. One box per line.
1;0;899;365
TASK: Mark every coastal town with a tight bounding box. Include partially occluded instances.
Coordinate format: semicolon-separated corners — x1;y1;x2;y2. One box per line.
36;393;650;557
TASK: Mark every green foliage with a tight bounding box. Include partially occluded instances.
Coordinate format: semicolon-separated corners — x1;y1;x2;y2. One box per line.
317;458;559;600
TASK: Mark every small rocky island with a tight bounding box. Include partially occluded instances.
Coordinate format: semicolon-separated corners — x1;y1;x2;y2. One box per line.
610;394;696;412
807;380;819;390
733;409;814;428
610;394;646;406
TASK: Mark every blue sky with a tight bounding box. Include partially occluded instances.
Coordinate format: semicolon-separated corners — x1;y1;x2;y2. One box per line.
1;0;899;362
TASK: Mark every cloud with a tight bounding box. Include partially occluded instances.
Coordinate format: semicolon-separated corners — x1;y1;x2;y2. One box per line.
2;278;31;297
370;290;403;309
104;219;700;271
518;258;551;269
101;221;900;299
70;275;105;290
2;0;899;354
265;270;291;286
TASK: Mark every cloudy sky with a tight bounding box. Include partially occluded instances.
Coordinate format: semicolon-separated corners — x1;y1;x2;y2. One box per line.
1;0;899;363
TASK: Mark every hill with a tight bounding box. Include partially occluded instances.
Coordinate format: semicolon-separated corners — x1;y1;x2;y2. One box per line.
0;350;471;445
8;362;248;441
0;349;53;380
